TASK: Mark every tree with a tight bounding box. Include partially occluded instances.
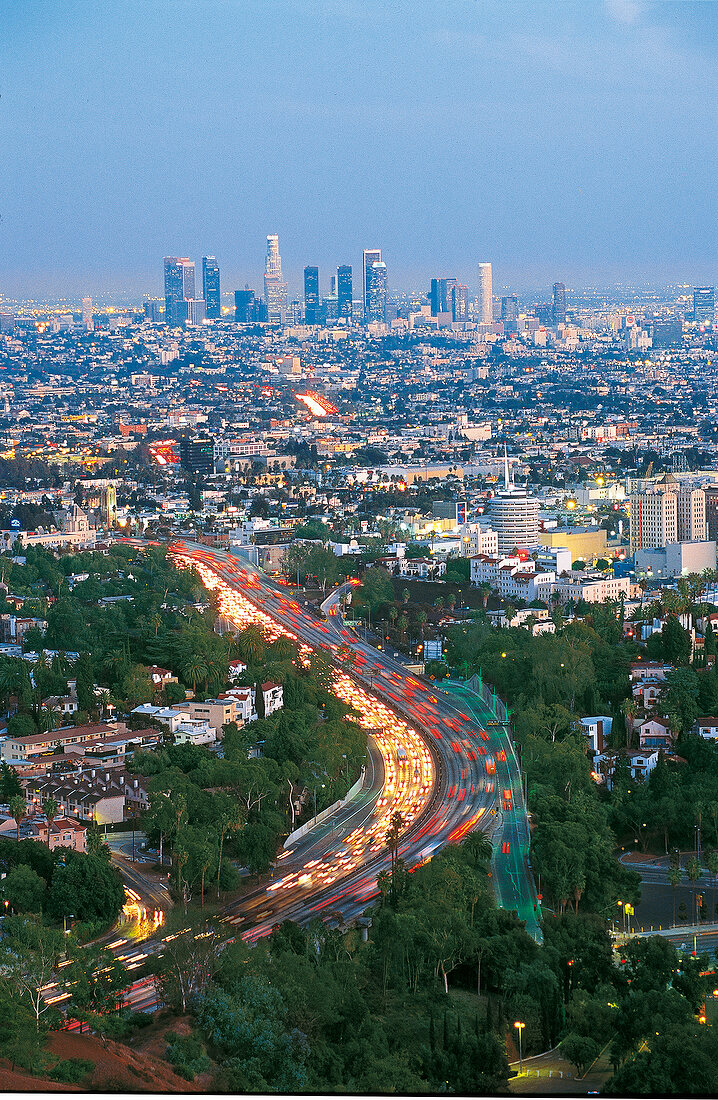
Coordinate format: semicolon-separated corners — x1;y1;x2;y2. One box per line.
560;1032;600;1077
358;567;395;613
42;797;59;823
181;655;208;695
155;928;223;1014
660;616;692;666
668;865;682;926
47;853;125;926
237;625;265;666
0;917;63;1030
0;763;21;801
63;944;129;1032
685;855;703;924
8;795;26;843
3;865;45;913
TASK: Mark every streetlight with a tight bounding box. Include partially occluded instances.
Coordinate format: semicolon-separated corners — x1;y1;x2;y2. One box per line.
313;783;325;826
514;1021;525;1074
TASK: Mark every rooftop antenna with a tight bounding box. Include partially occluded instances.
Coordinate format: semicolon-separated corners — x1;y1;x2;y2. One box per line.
503;443;511;489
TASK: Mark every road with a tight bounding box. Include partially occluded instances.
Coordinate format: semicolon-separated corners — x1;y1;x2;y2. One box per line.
166;540;539;942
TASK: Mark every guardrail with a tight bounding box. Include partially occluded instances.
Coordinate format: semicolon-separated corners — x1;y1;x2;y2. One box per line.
284;767;366;848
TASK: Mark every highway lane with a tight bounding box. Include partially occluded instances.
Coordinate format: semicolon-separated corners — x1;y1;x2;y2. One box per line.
168;540;537;940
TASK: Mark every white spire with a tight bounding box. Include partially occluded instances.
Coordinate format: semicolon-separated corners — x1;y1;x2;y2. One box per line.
503;443;510;489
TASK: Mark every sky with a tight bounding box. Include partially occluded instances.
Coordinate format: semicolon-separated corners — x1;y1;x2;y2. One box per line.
0;0;716;300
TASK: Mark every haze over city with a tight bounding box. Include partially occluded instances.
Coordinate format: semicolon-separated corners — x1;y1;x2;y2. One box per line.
1;0;716;300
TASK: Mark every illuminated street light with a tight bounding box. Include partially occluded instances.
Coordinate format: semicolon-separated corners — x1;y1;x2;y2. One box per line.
514;1021;525;1073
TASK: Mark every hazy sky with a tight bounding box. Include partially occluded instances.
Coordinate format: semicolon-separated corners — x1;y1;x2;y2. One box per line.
1;0;716;300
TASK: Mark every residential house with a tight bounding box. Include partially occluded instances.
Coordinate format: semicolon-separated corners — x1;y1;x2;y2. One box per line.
261;682;284;717
580;715;613;753
638;717;674;751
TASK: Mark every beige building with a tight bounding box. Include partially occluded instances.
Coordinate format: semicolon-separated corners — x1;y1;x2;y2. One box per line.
629;473;707;553
540;526;607;563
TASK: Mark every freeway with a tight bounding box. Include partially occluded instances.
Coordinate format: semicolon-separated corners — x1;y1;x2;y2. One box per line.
167;540;540;941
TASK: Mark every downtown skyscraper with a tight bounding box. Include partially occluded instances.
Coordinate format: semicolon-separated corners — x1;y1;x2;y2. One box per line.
337;265;352;319
164;257;195;326
264;234;288;323
304;265;320;324
552;282;566;324
202;256;221;319
477;262;492;324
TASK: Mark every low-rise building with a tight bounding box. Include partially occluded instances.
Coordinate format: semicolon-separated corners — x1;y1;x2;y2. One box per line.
261;682;284;717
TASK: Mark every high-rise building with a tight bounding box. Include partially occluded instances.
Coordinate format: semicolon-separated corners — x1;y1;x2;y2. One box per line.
365;260;387;323
202;256;221;318
164;257;195;325
552;282;566;324
451;284;468;322
363;249;382;321
304;266;320;324
429;277;457;316
694;286;715;324
337;265;353;319
263;235;288;323
234;288;262;323
180;436;215;476
501;295;518;322
81;297;93;327
186;298;206;325
487;448;540;553
477;262;492;324
629;473;707;552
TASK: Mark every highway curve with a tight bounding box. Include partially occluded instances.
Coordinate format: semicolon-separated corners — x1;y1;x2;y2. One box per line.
168;540;539;941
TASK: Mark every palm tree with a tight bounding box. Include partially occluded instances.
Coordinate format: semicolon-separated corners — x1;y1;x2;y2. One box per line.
397;614;409;642
434;597;444;611
668;865;682;926
388;606;398;630
9;795;26;843
237;625;265;665
622;699;638;749
416;610;428;639
43;797;59;823
462;829;493;866
686;855;703;925
182;656;208;695
479;582;492;609
402;588;410;605
447;592;457;611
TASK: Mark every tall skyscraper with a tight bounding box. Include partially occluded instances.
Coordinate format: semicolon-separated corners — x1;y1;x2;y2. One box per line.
363;249;382;321
477;262;492;324
264;235;288;323
429;277;457;316
202;256;221;318
501;295;518;322
164;257;195;325
694;286;715;324
552;282;566;324
304;266;320;324
365;260;387;323
337;265;353;318
81;297;93;328
451;284;468;321
234;288;263;323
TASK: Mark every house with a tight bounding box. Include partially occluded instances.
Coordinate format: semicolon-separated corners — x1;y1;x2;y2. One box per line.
629;661;674;684
228;659;248;681
580;715;613;753
221;686;256;723
637;717;674;750
399;557;446;580
24;771;126;824
170;698;237;735
593;748;659;787
147;666;178;692
694;717;718;741
631;679;665;709
42;691;79;719
23;814;87;853
261;682;284;717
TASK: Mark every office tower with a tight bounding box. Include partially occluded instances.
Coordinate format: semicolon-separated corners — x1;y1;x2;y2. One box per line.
81;297;93;327
704;486;718;542
323;295;339;322
337;265;353;318
534;302;553;326
164;257;195;325
451;284;468;321
187;298;206;325
144;300;165;322
234;288;261;323
694;286;715;324
629;473;707;552
363;249;382;321
365;260;388;323
651;318;683;347
329;275;337;297
552;282;566;324
486;450;540;553
202;256;221;318
477;262;492;324
179;436;215;476
263;234;287;323
501;295;519;322
429;277;457;316
304;266;320;324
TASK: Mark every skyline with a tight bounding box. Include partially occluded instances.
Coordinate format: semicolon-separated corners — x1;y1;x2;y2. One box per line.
1;0;716;298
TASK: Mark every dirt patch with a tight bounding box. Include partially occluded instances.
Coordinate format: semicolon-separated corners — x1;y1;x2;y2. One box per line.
47;1028;203;1093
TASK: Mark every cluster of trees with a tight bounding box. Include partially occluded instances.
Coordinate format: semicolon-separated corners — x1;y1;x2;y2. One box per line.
138;637;367;893
0;834;125;930
446;617;641;916
147;831;718;1094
